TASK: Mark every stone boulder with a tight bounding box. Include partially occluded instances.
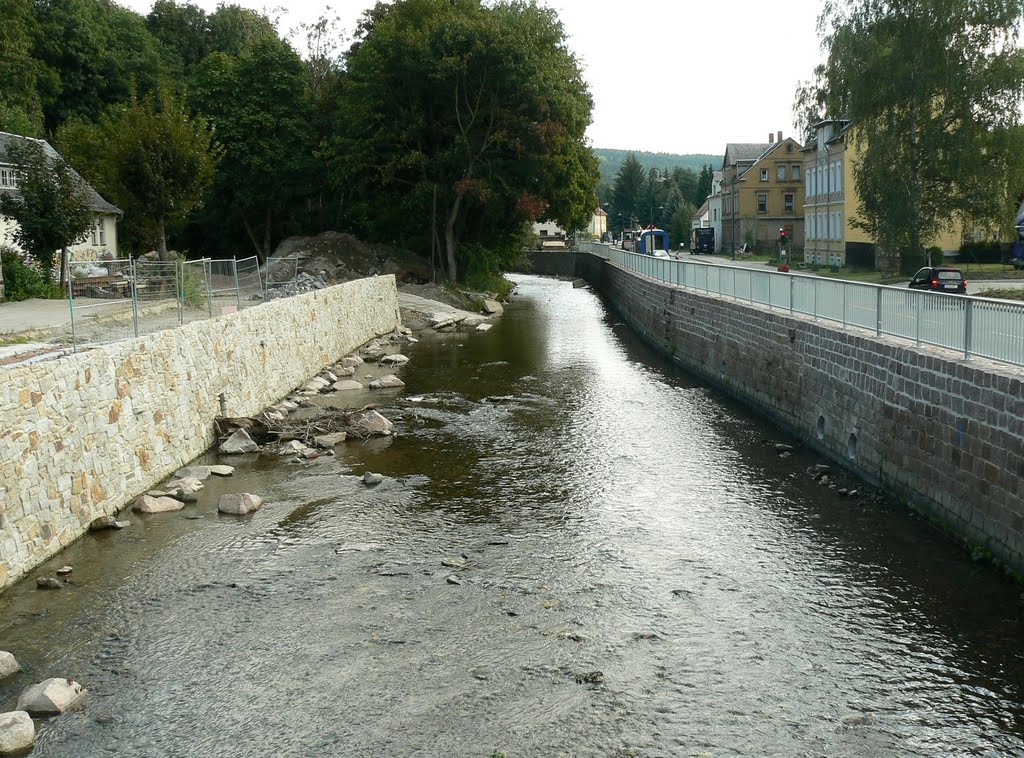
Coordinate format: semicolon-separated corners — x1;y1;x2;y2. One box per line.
313;433;347;448
173;466;211;481
219;429;259;454
369;375;405;389
379;354;409;366
88;515;129;531
482;299;503;314
340;355;364;368
276;440;317;458
0;652;20;680
208;465;234;477
17;678;86;716
363;472;384;486
0;712;34;754
332;380;363;392
218;493;263;515
476;323;493;332
334;365;356;378
353;410;393;436
132;495;184;514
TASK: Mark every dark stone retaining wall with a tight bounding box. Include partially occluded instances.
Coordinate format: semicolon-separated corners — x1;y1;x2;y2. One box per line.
575;253;1024;574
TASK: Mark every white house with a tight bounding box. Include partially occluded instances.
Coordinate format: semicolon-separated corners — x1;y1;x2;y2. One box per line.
587;207;608;240
707;170;723;252
0;132;122;265
531;219;569;249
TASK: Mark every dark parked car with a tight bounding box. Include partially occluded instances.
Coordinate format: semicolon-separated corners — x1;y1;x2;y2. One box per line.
908;267;967;294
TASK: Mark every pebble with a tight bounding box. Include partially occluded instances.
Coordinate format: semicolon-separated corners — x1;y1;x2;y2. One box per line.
445;575;462;586
56;566;73;576
363;472;384;486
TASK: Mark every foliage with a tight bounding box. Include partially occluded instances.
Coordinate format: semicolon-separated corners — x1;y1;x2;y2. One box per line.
610;153;644;232
189;37;315;261
743;227;756;251
146;0;211;76
1;250;60;300
669;201;697;250
694;164;714;205
0;139;94;278
815;0;1024;259
593;148;721;187
328;0;598;282
57;87;222;257
0;0;44;135
959;240;1009;264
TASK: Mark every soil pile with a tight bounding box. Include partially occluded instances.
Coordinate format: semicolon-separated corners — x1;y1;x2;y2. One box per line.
266;232;434;286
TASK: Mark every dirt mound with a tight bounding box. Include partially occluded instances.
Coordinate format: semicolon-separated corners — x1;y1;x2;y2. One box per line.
267;232;433;285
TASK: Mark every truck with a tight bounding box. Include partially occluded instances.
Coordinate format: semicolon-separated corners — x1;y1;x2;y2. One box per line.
691;228;715;254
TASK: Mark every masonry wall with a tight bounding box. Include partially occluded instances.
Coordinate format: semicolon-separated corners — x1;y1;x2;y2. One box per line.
593;257;1024;574
0;276;400;589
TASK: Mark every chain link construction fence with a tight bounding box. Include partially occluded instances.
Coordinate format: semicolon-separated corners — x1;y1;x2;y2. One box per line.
67;255;277;351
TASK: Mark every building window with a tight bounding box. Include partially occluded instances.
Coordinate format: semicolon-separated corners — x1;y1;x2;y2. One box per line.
98;219;106;246
757;193;767;213
836;210;842;239
784;194;794;212
91;223;98;246
806;214;812;241
836;161;843;193
777;165;786;181
760;169;769;181
0;168;17;188
792;164;801;181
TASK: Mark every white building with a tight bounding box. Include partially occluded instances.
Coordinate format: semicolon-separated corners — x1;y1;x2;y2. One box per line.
707;170;723;252
0;132;122;264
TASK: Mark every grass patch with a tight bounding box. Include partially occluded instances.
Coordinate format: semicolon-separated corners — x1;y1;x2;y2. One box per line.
975;288;1024;301
0;334;32;346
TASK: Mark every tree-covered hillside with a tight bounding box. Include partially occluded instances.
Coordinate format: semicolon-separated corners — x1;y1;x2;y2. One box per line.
593;148;721;186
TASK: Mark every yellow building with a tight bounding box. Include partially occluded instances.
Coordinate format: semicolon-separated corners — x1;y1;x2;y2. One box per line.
802;120;961;268
587;207;608;240
721;132;805;253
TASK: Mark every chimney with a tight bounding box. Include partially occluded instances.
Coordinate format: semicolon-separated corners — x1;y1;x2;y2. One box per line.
768;132;774;144
777;130;783;143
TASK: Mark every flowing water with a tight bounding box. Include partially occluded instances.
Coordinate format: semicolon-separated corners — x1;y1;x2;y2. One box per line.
1;274;1022;757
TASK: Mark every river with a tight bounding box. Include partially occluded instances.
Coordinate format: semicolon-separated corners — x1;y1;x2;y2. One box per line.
1;274;1022;757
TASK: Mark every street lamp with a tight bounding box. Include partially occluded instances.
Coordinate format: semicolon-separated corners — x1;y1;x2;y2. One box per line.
648;168;666;228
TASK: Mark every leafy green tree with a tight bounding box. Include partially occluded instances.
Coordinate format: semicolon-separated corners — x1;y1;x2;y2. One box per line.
189;37;315;261
0;0;45;135
329;0;598;282
0;139;94;283
611;153;644;232
58;88;222;258
816;0;1024;261
146;0;210;75
670;201;696;251
694;164;713;206
207;4;278;57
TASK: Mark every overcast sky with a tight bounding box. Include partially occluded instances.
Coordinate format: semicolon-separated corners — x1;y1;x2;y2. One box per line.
120;0;828;156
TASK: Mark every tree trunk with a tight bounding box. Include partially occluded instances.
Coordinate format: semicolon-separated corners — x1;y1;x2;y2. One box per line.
444;192;463;282
263;205;272;263
157;221;168;261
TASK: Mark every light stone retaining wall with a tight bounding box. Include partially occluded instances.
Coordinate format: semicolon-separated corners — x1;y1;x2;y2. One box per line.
0;275;400;590
593;258;1024;575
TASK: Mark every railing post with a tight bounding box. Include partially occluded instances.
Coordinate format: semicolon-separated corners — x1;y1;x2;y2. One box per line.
964;297;973;359
68;262;78;352
841;284;847;328
233;259;241;310
875;286;883;336
748;270;753;303
813;279;818;321
131;258;140;338
205;259;214;318
767;274;773;310
915;293;921;346
789;275;794;314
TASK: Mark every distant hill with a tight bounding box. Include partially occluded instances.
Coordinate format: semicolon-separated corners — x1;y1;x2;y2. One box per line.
593;148;722;186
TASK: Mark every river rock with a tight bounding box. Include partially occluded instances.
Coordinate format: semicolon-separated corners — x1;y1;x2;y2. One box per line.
173;466;211;481
313;433;347;448
277;440;317;458
332;380;363;392
774;443;795;452
353;410;393;436
476;323;493;332
0;652;20;680
56;566;73;576
363;472;384;486
369;375;405;389
219;429;259;454
572;279;588;288
380;354;409;366
132;495;184;514
36;577;62;590
482;299;503;314
301;378;330;394
208;465;234;477
0;711;34;754
341;355;364;368
334;365;356;378
89;515;130;531
17;678;86;716
218;493;263;515
166;477;204;494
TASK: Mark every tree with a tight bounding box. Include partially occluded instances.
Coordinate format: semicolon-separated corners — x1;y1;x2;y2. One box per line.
0;139;93;283
610;153;644;232
328;0;598;283
694;164;714;206
189;37;315;261
670;201;697;251
58;88;222;258
816;0;1024;262
146;0;211;75
0;0;45;135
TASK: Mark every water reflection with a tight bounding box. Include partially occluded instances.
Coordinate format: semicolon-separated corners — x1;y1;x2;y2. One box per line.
0;274;1020;756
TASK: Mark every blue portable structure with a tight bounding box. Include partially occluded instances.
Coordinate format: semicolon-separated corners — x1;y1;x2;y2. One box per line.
637;227;670;255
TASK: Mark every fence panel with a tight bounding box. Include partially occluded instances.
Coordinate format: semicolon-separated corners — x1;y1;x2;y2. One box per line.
134;260;181;336
68;258;136;349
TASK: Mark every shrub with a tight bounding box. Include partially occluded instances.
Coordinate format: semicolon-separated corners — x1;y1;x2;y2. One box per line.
959;241;1007;264
1;250;61;301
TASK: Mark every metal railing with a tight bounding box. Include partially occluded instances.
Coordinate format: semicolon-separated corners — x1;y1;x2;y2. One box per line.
576;242;1024;368
67;255;270;351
